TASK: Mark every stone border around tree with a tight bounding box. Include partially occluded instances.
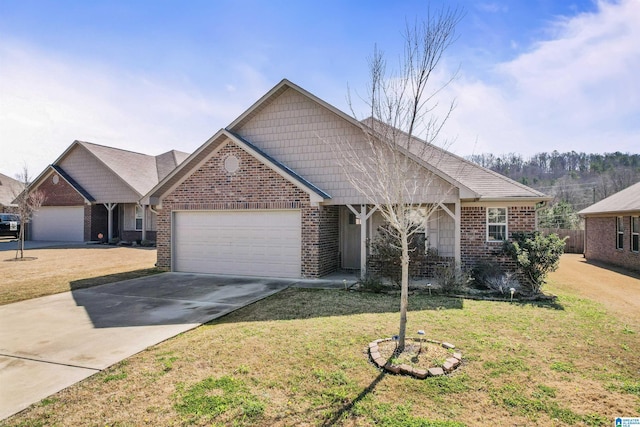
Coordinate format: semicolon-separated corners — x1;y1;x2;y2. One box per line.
368;338;462;379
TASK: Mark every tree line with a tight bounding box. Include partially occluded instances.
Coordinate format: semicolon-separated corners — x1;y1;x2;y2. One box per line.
468;150;640;229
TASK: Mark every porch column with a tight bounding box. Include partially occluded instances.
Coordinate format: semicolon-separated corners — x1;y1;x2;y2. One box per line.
454;202;461;267
437;202;461;267
347;204;378;279
104;203;118;242
141;204;147;241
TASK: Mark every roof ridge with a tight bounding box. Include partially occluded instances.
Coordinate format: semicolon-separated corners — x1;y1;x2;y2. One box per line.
362;117;548;198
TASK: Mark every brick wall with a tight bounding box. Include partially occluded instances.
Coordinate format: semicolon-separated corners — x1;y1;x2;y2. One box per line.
37;173;85;206
585;216;639;272
461;205;536;272
156;141;337;277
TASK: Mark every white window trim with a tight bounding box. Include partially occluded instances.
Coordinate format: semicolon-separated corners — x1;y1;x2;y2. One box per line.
616;216;624;250
632;216;639;253
135;205;143;231
487;207;508;242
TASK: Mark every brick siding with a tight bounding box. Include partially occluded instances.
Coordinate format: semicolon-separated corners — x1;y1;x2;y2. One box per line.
37;173;85;206
461;205;537;273
156;141;338;277
585;216;639;272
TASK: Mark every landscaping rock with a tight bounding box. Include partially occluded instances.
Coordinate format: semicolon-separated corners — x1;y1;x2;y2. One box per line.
385;364;401;374
370;351;381;360
399;364;413;375
428;367;445;376
414;368;428;379
442;361;455;372
446;357;460;368
374;357;386;368
453;352;463;361
442;342;455;349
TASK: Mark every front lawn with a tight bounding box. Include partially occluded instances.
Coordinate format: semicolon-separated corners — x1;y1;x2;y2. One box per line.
5;278;639;426
0;246;161;305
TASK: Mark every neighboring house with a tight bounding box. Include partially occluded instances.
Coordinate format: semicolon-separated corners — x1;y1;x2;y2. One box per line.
0;172;23;213
143;79;550;279
578;181;640;272
28;141;189;242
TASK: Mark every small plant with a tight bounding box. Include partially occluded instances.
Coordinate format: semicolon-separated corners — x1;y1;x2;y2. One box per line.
434;262;469;293
359;275;388;293
140;239;156;247
108;237;121;245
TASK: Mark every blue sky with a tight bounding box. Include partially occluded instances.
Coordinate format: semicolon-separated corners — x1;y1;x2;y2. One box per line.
1;0;638;178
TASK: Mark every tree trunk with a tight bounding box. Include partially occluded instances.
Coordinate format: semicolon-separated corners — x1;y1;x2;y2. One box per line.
397;234;410;352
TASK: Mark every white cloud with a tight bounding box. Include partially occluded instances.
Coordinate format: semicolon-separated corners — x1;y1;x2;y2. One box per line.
0;41;270;178
442;0;640;157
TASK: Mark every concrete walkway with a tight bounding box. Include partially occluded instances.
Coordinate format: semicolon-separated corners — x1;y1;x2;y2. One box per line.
0;273;302;420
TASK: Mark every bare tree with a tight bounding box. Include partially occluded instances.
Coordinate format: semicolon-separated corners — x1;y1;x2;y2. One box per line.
331;7;463;351
13;166;45;259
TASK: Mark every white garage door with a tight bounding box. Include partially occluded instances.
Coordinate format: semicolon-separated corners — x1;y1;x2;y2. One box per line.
173;210;301;278
31;206;85;242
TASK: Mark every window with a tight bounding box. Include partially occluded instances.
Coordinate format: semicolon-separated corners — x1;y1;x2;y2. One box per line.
632;216;639;253
487;207;507;241
616;216;624;250
135;205;143;231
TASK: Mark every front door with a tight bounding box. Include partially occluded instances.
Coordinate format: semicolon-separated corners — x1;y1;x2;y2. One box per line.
340;206;361;269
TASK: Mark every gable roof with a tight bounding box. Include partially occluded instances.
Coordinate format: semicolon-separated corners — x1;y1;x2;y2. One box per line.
30;141;190;201
144;129;330;205
50;165;95;202
76;141;189;196
578;181;640;216
230;79;548;202
0;172;23;207
148;78;549;206
362;118;549;201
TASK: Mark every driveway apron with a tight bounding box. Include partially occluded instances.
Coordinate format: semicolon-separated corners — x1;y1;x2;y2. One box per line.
0;273;289;420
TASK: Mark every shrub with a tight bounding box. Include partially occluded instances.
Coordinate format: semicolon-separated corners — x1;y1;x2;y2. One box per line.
503;232;566;294
472;261;520;295
359;275;389;293
434;262;469;293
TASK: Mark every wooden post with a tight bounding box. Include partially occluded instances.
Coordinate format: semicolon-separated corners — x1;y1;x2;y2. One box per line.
104;203;117;241
141;204;147;241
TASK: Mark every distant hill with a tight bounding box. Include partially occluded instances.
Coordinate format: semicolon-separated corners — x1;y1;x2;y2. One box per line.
467;151;640;228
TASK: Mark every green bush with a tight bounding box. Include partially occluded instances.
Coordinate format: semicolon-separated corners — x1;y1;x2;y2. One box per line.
503;232;566;294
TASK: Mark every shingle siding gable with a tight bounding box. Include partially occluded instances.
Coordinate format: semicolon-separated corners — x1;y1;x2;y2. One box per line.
234;87;455;205
59;146;140;203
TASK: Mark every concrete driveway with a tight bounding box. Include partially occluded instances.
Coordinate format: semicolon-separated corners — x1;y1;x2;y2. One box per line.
0;273;293;420
0;239;86;252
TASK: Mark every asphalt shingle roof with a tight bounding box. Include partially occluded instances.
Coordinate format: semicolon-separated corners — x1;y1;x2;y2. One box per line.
362;118;549;200
578;181;640;215
0;172;23;206
76;141;190;196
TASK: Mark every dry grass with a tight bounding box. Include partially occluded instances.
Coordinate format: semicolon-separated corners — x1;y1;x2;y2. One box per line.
2;255;639;426
4;269;639;426
0;245;160;305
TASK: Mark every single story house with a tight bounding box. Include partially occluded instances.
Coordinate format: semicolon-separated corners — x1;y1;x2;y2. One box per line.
579;181;640;272
0;172;23;213
28;141;189;242
143;79;550;279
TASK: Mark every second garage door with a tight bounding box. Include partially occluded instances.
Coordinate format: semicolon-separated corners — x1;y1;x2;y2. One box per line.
173;210;301;278
31;206;85;242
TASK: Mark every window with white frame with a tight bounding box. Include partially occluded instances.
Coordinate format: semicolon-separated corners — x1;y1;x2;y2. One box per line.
135;205;143;231
632;216;639;253
487;207;507;242
616;216;624;250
